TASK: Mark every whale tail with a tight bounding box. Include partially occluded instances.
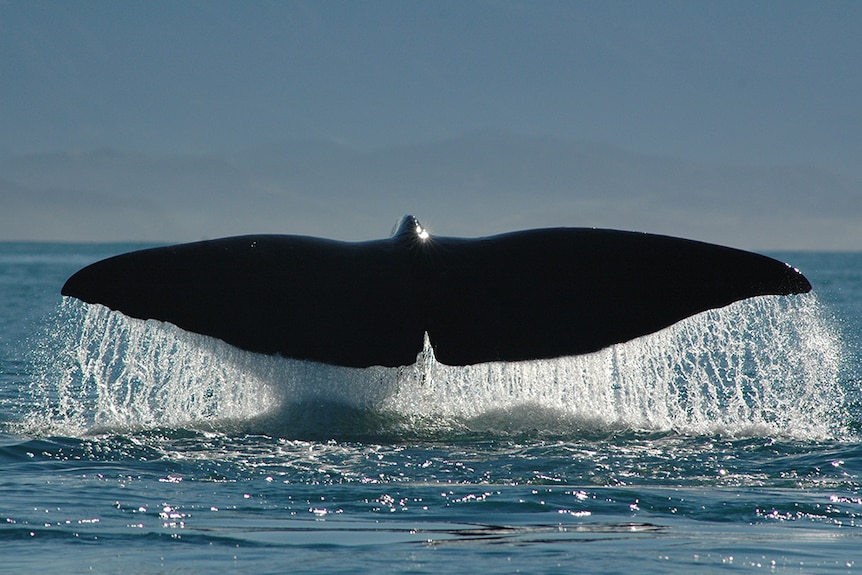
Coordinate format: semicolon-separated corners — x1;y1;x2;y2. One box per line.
62;219;811;367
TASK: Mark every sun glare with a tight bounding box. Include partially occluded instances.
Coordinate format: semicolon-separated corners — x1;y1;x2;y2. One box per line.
416;223;430;241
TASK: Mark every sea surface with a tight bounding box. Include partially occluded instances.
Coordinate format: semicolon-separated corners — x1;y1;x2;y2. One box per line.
1;243;861;574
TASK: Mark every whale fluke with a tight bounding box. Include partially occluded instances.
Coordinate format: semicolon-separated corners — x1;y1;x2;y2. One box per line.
62;216;811;367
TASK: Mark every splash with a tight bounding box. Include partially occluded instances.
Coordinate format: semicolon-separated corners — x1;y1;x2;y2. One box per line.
26;294;845;439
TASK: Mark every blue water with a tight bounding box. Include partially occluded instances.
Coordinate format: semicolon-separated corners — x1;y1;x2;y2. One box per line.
1;243;861;573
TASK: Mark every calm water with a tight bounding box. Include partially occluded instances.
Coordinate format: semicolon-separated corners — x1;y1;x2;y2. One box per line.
1;243;861;574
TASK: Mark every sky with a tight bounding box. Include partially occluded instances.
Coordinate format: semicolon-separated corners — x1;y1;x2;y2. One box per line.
1;1;860;249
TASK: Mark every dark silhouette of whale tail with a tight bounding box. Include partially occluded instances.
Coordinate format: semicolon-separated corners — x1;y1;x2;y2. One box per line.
62;217;811;367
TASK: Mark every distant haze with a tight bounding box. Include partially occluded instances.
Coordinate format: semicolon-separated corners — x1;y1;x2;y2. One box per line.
2;2;859;249
2;131;858;250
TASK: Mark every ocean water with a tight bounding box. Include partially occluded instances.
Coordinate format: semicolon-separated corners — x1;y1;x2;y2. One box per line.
1;243;860;574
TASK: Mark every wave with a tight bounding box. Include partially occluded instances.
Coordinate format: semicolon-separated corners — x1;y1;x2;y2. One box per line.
22;293;847;440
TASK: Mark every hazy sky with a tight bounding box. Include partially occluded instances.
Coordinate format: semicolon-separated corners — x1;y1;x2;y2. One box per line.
1;1;860;247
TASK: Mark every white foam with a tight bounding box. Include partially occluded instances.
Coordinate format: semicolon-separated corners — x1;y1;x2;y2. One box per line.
26;294;845;439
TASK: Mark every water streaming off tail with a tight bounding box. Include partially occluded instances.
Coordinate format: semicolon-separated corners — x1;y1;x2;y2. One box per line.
27;294;845;439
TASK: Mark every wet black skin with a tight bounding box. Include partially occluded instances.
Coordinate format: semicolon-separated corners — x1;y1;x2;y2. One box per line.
62;216;811;368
